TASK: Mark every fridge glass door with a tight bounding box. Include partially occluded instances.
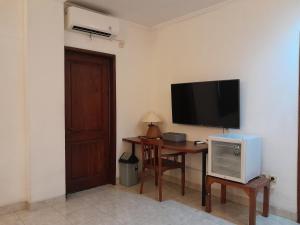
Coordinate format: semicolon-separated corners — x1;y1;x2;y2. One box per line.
211;141;242;179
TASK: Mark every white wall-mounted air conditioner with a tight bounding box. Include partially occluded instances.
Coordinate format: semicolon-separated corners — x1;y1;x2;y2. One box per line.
66;6;119;38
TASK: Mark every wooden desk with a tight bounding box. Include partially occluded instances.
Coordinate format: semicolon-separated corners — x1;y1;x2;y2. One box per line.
122;137;208;206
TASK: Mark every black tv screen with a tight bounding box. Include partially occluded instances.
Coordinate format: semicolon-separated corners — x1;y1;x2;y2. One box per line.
171;79;240;128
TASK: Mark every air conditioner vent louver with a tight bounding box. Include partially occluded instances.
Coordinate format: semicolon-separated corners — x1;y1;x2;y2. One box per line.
72;26;112;37
66;6;119;39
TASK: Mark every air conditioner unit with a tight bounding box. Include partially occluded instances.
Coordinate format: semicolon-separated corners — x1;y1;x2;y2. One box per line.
66;6;119;38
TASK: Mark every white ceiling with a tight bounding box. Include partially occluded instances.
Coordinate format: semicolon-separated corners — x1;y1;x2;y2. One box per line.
68;0;229;27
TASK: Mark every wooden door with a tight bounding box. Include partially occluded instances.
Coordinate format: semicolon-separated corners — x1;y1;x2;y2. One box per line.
65;47;116;194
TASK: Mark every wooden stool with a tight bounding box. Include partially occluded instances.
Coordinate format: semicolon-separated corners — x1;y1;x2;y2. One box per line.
205;175;270;225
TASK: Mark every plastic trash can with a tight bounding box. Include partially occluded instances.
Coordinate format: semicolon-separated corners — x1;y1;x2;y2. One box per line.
119;152;139;187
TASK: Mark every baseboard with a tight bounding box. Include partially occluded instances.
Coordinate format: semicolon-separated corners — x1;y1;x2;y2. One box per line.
27;195;66;210
0;201;27;216
0;195;67;215
162;174;297;222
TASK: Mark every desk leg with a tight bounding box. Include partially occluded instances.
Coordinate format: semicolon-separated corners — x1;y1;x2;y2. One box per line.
155;147;158;186
202;152;207;206
131;143;136;156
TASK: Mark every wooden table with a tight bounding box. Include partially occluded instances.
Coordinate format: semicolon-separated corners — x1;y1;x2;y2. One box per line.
205;175;270;225
122;137;208;206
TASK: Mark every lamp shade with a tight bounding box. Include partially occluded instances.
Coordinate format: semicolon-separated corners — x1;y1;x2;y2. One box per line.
142;112;161;123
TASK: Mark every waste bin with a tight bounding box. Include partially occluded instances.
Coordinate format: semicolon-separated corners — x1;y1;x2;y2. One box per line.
119;152;139;187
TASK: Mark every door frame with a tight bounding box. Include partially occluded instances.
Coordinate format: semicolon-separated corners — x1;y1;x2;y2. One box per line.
64;46;117;187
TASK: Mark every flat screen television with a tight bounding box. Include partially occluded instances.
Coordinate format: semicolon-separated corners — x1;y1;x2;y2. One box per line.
171;79;240;128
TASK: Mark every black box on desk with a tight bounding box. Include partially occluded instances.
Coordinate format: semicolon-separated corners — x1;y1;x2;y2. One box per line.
162;132;186;142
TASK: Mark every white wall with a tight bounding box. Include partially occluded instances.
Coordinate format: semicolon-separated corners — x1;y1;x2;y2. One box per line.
25;0;65;202
151;0;300;215
0;0;299;219
65;21;155;176
0;0;154;206
0;0;27;206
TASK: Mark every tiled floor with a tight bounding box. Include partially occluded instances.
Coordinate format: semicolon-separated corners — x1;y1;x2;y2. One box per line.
0;179;298;225
124;179;298;225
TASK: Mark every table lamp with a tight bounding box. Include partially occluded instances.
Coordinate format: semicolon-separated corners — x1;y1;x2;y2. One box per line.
142;112;162;138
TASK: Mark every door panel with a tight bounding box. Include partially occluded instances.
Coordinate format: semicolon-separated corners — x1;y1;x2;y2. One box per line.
70;62;107;131
90;139;107;176
65;48;116;194
70;142;90;179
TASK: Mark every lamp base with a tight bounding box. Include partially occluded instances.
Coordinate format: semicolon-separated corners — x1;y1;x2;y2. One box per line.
146;124;161;139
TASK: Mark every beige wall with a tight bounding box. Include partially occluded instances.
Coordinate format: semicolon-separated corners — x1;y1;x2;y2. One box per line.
0;0;27;206
0;0;154;206
0;0;300;219
25;0;65;203
151;0;300;215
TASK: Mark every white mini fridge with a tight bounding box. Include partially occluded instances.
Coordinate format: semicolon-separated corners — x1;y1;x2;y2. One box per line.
208;134;262;184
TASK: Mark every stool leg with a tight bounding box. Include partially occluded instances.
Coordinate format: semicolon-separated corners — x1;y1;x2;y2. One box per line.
221;184;226;204
262;183;270;217
249;189;257;225
205;181;212;212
